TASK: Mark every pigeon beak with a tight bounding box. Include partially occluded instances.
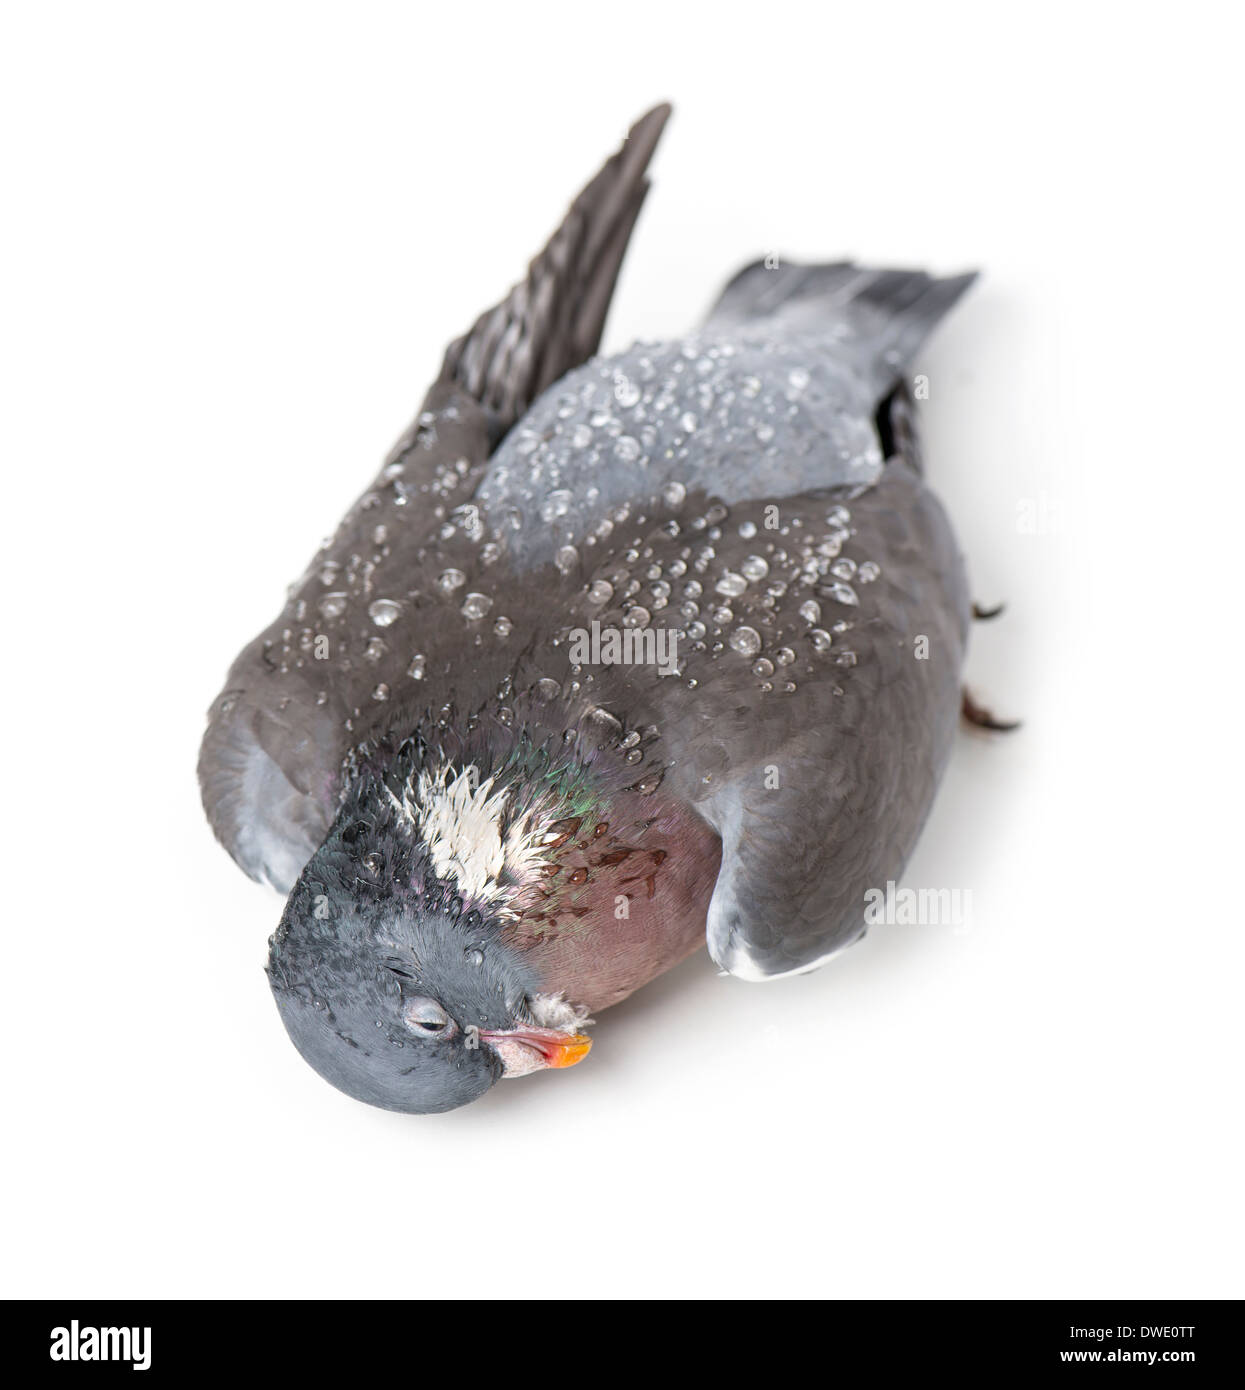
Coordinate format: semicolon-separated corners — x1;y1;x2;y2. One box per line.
478;1025;593;1078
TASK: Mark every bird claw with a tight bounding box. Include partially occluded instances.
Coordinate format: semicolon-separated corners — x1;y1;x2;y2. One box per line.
961;688;1020;733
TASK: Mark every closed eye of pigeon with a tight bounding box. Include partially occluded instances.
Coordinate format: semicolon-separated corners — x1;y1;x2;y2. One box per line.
199;103;980;1114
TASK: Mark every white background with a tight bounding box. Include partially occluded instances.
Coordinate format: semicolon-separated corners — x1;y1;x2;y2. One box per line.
2;1;1241;1299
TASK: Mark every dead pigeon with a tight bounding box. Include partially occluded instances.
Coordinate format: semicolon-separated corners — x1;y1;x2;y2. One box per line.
199;103;980;1112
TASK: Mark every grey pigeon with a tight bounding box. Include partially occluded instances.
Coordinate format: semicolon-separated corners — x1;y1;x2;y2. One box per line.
199;103;979;1113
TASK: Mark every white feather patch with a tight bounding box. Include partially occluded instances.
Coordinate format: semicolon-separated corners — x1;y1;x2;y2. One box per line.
388;761;553;906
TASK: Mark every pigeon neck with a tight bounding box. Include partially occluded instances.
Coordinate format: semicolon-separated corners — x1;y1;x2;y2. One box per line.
332;715;719;1011
340;706;666;922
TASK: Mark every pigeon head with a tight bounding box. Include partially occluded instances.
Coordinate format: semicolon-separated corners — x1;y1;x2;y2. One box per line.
265;790;592;1114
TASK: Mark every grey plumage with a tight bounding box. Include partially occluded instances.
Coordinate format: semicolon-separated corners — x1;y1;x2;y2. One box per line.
444;103;670;433
198;106;672;894
199;104;978;1111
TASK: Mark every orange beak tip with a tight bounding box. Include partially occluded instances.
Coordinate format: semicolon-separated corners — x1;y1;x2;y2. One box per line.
552;1034;593;1069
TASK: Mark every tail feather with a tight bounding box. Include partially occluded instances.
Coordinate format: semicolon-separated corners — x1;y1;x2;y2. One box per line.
706;258;977;396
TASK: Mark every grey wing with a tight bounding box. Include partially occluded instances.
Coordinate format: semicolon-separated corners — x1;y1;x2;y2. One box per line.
198;105;671;890
444;104;670;430
557;396;969;978
196;395;494;891
684;457;969;979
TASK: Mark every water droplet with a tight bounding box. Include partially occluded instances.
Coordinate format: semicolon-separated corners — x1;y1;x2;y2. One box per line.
461;592;492;620
788;367;810;391
715;571;747;598
615;436;641;463
493;615;513;637
555;545;579;574
662;480;687;509
614;376;641;408
826;505;851;528
587;707;622;734
540;490;573;522
835;650;857;667
571;424;593;448
679;411;698;434
809;628;833;652
319;593;348;619
799;599;821;624
752;657;775;677
775;647;796;666
730;626;762;656
367;598;402;627
467;948;485;966
372;683;390;700
741;555;769;582
437;569;465;595
408;654;426;680
623;607;651;629
826;582;859;607
738;520;757;539
587;579;614;604
364;637;386;662
535;678;561;701
857;561;881;583
830;558;857;580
